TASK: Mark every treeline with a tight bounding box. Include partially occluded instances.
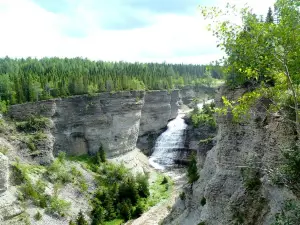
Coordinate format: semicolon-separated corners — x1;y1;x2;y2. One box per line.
0;57;223;106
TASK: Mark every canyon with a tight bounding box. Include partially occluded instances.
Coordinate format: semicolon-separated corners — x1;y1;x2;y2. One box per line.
7;86;213;164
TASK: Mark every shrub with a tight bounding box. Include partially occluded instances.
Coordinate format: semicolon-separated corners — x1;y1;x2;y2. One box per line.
76;210;88;225
34;211;42;221
201;197;206;206
94;146;106;165
0;146;8;155
161;176;168;185
16;116;50;132
47;196;71;217
136;173;150;198
0;100;8;113
69;220;76;225
273;200;300;225
280;147;300;190
187;154;200;185
191;102;216;128
241;168;261;191
179;192;186;200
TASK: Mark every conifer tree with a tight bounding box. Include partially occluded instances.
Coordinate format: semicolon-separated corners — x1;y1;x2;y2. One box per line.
76;210;88;225
187;154;200;185
266;7;274;23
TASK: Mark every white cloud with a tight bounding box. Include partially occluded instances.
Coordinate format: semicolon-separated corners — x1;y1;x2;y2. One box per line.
0;0;275;64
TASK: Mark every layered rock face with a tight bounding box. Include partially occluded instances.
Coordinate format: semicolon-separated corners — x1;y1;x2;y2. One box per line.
180;85;215;106
0;153;8;194
139;91;172;136
137;90;180;155
9;91;144;158
164;87;297;225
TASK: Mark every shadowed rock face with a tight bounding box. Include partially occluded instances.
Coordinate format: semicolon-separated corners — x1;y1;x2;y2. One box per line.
9;91;144;158
8;88;209;160
180;85;215;107
139;91;172;137
163;87;297;225
0;153;8;194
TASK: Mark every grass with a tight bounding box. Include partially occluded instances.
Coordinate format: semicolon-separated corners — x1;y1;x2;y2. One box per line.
147;174;173;208
104;219;124;225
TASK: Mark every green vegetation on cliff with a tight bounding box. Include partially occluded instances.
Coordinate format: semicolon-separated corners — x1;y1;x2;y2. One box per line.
201;0;300;223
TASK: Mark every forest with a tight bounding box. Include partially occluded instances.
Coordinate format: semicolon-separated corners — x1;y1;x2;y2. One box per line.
0;57;222;110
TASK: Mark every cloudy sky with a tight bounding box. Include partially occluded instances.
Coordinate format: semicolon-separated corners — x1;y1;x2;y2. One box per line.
0;0;275;64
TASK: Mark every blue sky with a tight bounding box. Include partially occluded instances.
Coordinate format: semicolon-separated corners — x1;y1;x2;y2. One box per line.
0;0;275;64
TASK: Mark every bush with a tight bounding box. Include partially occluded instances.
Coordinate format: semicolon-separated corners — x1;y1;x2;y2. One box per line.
179;192;186;201
161;176;168;185
34;211;42;221
47;196;71;217
76;210;89;225
136;173;150;198
191;102;216;128
187;154;200;185
16;116;50;133
273;200;300;225
201;197;206;206
241;168;261;191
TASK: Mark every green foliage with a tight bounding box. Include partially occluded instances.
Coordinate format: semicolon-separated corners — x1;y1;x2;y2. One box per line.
34;211;42;221
0;57;223;105
201;0;300;135
241;167;262;191
16;116;50;132
198;222;206;225
187;154;200;184
161;176;168;185
201;197;206;206
179;192;186;201
47;195;71;217
136;173;150;198
191;102;216;128
90;163;151;223
0;100;8;113
0;146;8;155
69;220;76;225
76;210;89;225
95;146;106;164
273;200;300;225
274;146;300;192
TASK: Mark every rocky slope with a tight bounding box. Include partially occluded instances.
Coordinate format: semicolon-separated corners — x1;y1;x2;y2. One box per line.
163;86;297;225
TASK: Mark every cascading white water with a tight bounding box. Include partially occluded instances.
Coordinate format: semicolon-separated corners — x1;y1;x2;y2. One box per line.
149;112;187;170
149;100;214;171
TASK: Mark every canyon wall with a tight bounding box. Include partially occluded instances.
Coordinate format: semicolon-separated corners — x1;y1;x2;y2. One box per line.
8;90;183;160
9;91;144;160
8;87;211;161
180;85;215;107
164;87;297;225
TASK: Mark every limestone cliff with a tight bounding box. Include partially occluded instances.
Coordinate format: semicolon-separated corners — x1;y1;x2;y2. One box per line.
137;90;180;155
180;85;215;107
9;91;144;159
164;87;297;225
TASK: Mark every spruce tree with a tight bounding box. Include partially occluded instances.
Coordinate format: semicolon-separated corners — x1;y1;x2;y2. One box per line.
187;154;200;185
265;7;274;23
76;210;88;225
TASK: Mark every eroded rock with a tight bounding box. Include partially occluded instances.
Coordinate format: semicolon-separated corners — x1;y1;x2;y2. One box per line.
0;153;8;194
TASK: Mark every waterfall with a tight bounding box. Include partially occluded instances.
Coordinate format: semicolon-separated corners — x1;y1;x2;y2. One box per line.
149;112;187;170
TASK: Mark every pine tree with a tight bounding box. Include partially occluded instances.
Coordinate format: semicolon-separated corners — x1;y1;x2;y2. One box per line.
76;210;88;225
265;7;274;23
99;146;106;163
187;154;200;185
